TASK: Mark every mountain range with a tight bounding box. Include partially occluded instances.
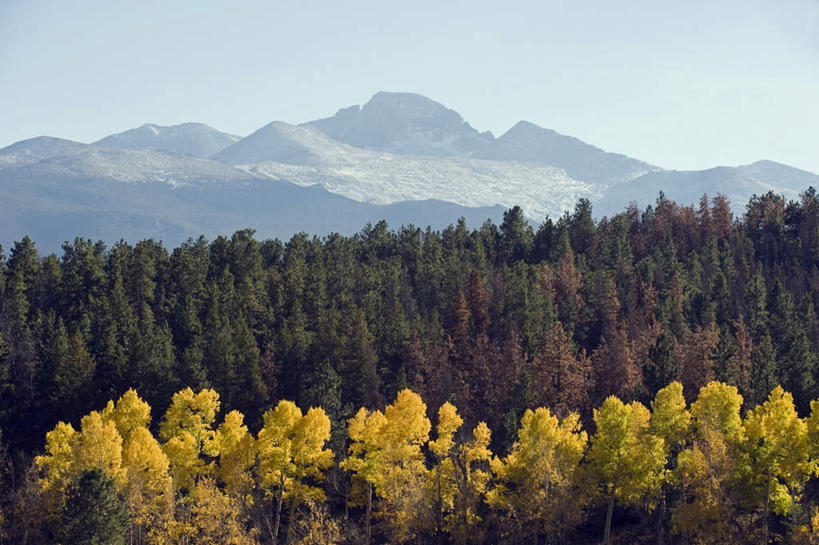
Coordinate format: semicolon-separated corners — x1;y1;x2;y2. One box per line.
2;91;817;252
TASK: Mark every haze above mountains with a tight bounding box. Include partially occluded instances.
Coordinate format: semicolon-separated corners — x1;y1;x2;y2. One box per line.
2;91;817;252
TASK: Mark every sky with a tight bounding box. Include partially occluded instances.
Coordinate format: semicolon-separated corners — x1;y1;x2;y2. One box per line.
1;0;818;172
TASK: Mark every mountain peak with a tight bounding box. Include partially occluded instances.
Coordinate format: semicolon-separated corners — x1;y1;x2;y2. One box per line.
478;120;656;184
364;91;456;119
94;123;240;158
306;91;493;157
0;136;91;166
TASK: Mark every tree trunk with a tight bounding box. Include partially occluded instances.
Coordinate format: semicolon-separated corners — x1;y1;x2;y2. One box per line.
436;465;443;545
656;494;666;545
285;499;298;545
763;476;771;545
603;491;615;545
273;491;284;545
365;483;373;545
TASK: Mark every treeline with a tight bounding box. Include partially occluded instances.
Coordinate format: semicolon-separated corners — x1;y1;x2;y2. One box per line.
10;380;819;545
2;188;819;540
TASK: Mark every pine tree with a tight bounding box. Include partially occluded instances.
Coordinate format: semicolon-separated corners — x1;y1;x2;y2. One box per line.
57;468;128;545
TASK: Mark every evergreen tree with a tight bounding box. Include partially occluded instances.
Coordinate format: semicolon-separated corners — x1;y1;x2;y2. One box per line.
57;468;128;545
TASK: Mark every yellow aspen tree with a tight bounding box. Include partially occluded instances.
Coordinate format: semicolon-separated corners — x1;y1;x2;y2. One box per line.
170;477;259;545
377;388;431;543
487;407;588;542
341;389;431;545
122;427;173;545
72;410;126;487
159;387;221;491
744;386;814;543
216;410;257;505
674;381;749;544
339;406;387;545
37;409;128;522
426;402;462;543
109;388;152;438
648;381;691;545
256;400;333;545
35;421;79;512
588;397;666;545
449;422;492;545
289;500;343;545
101;388;173;545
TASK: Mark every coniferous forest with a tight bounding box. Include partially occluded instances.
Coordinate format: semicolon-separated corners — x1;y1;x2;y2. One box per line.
6;191;819;543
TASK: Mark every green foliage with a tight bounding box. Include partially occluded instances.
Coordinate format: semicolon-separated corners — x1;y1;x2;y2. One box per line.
8;190;819;543
57;468;128;545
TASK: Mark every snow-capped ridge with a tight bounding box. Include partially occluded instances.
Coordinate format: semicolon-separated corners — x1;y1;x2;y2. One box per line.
94;122;241;158
0;136;92;166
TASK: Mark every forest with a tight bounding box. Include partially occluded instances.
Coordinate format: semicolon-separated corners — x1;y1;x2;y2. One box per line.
3;189;819;543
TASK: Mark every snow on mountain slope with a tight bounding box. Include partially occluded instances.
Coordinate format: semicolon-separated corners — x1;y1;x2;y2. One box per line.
306;91;494;157
9;146;258;185
596;161;819;217
212;121;353;166
218;121;599;220
476;121;658;184
0;136;93;166
94;122;240;158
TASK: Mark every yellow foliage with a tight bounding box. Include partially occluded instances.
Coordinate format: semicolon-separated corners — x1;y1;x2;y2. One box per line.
342;389;430;543
217;410;257;503
257;400;333;544
123;426;173;543
257;401;333;504
36;421;78;498
744;386;813;517
165;477;258;545
649;381;691;454
112;388;152;439
487;408;587;539
673;381;749;543
160;387;221;489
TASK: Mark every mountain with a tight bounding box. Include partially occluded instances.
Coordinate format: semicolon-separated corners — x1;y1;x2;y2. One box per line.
477;121;658;184
2;91;818;251
306;91;495;156
212;121;349;166
215;121;599;219
94;122;240;157
0;142;503;252
597;160;819;217
16;146;259;185
0;136;93;166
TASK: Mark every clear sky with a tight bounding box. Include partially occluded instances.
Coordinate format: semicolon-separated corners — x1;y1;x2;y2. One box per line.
2;0;817;172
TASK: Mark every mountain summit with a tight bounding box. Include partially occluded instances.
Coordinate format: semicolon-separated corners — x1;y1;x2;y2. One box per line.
306;91;494;156
479;121;657;184
94;122;240;158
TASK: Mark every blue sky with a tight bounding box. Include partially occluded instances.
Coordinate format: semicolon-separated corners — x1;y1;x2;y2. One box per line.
1;0;817;172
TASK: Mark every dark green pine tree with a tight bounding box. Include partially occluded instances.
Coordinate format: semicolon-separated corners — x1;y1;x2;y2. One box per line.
568;198;597;257
779;318;817;414
51;330;97;424
57;468;128;545
338;309;381;410
750;332;778;407
232;315;268;426
304;358;345;453
643;331;680;396
0;332;11;429
499;206;534;263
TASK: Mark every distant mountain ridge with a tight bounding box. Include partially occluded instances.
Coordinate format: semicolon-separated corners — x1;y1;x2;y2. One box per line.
0;134;504;252
94;122;240;158
1;91;817;251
